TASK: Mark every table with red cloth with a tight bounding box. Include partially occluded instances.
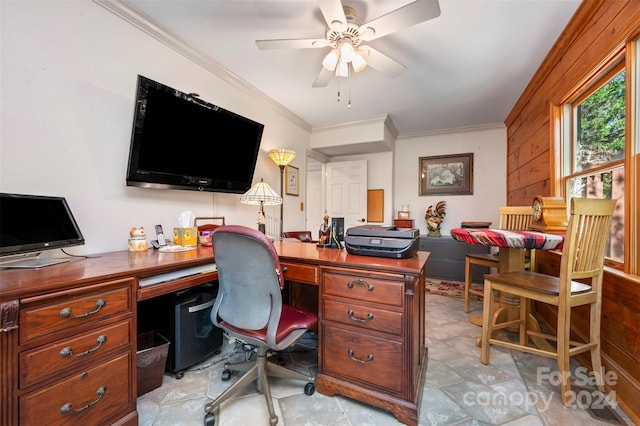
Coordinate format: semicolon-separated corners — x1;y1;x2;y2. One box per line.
450;228;565;346
450;227;564;273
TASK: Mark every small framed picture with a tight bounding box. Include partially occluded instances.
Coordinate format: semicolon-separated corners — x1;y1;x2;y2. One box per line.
286;165;299;196
398;211;410;219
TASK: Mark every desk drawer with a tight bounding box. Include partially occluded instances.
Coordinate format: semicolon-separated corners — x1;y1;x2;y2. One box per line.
323;299;403;336
323;272;404;307
281;262;318;285
20;352;132;425
20;279;133;344
322;326;403;393
20;319;133;388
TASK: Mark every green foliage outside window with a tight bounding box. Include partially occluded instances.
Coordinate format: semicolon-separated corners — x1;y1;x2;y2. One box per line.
575;70;626;173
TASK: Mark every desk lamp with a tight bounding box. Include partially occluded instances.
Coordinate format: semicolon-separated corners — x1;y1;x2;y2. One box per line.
240;179;282;234
268;148;296;238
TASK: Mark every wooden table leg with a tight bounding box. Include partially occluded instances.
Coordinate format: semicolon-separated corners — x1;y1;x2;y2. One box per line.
471;247;525;346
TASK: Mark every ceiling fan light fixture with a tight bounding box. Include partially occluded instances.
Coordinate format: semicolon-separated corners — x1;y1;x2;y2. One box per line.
336;59;349;77
322;49;339;71
351;53;367;72
339;40;356;63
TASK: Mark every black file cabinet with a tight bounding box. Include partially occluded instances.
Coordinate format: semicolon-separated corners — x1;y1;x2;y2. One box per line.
419;235;490;282
139;282;223;378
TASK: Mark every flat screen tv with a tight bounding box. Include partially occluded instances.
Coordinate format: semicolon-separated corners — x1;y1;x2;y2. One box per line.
126;75;264;193
0;193;85;268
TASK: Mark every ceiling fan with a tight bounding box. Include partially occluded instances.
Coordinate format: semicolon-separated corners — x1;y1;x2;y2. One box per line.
256;0;441;88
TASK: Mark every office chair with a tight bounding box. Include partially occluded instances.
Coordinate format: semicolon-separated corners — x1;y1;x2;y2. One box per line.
464;205;535;312
480;198;616;406
204;225;317;426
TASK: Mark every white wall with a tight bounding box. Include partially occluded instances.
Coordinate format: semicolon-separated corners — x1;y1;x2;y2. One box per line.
1;1;310;255
1;2;508;259
326;152;395;226
394;126;507;235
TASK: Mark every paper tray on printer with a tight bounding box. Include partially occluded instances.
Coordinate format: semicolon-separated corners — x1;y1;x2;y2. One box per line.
346;225;419;239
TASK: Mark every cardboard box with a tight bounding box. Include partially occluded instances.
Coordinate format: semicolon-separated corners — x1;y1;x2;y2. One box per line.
173;227;197;246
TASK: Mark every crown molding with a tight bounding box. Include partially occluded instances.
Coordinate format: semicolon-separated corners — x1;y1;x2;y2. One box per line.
397;122;505;140
93;0;311;132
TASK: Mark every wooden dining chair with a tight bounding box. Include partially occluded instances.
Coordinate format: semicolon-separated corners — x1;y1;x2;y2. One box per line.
479;198;616;406
464;206;535;312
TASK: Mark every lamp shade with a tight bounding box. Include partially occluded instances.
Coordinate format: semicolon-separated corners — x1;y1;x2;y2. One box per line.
322;49;339;72
336;59;349;77
351;53;367;73
268;148;296;167
240;179;282;206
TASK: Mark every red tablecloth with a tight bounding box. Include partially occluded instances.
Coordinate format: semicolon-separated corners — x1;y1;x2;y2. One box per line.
450;228;564;250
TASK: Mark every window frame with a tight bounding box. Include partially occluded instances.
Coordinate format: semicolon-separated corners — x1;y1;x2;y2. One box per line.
553;43;638;273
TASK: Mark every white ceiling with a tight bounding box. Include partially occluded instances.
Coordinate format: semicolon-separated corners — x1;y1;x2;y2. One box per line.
115;0;580;140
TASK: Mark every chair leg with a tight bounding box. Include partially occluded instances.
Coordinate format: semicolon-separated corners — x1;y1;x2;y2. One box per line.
519;296;527;347
255;348;278;426
204;363;259;415
557;304;573;406
590;302;605;392
480;278;495;364
267;361;315;382
464;257;472;312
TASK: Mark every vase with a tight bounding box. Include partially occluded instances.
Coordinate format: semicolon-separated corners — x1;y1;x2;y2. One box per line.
428;230;441;237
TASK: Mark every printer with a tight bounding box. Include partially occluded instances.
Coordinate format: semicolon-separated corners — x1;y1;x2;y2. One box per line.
345;225;420;259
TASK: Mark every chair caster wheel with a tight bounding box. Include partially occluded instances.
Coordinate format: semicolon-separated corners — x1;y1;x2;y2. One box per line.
304;382;316;395
175;371;184;380
204;412;215;426
276;356;285;366
221;369;231;381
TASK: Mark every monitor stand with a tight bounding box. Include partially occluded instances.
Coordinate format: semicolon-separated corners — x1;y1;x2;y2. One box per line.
0;252;70;269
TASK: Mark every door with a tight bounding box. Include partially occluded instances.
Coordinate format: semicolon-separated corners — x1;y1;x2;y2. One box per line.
326;160;367;230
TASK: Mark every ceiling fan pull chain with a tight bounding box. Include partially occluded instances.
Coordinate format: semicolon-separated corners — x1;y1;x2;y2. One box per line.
337;78;341;103
348;72;352;109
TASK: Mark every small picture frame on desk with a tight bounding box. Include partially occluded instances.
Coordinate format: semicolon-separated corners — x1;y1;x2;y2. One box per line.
398;211;410;219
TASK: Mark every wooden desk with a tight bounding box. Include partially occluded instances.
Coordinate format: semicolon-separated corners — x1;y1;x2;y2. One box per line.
0;243;428;426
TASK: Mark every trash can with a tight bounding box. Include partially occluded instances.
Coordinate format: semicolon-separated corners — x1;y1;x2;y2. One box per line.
137;331;170;396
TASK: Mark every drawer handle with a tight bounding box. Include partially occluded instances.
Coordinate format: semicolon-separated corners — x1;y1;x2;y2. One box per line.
347;349;374;364
347;309;374;323
59;299;106;319
60;335;107;358
60;386;106;414
347;279;374;292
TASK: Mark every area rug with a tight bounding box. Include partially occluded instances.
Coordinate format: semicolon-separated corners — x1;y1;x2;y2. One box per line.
425;278;482;298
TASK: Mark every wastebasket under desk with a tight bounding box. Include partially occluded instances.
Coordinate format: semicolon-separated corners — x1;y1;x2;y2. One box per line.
418;235;490;282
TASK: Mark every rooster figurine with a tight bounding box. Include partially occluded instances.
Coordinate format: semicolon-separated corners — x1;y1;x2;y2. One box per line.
425;201;447;236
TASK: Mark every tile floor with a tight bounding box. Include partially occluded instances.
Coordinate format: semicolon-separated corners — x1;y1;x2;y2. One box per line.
137;292;634;426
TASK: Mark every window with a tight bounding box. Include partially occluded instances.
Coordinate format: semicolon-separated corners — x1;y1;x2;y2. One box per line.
562;62;626;266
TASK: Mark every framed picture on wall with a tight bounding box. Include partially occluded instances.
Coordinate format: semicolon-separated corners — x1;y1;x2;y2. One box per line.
286;165;299;196
419;153;473;196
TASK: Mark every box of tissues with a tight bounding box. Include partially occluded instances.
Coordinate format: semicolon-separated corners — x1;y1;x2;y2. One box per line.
173;227;197;247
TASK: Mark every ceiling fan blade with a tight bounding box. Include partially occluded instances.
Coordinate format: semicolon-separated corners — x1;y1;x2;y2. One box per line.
360;46;406;77
312;68;334;88
358;0;441;42
256;38;331;50
318;0;347;32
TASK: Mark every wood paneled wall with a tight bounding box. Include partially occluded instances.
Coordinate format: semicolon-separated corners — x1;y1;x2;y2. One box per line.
505;1;640;422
